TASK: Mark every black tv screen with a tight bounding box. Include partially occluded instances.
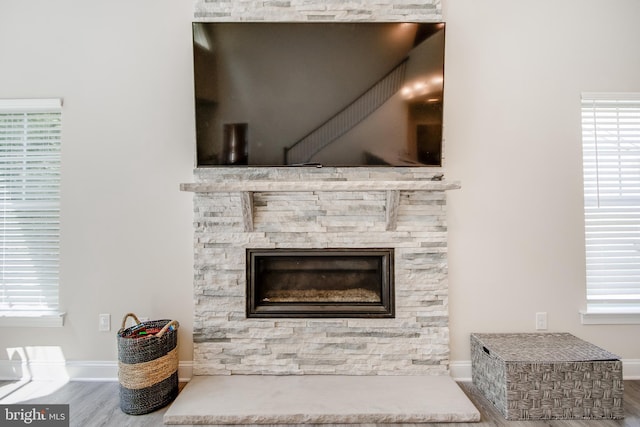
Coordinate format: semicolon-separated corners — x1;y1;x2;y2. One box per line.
193;22;445;167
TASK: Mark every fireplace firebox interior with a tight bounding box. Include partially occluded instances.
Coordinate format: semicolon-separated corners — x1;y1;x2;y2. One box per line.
247;248;394;318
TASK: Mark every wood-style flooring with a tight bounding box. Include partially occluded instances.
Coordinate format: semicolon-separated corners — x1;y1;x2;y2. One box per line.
0;380;638;426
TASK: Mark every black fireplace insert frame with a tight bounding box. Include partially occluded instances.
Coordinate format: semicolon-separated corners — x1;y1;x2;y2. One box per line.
246;248;395;318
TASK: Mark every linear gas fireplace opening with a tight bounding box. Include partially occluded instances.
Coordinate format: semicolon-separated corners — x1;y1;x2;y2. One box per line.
247;248;394;318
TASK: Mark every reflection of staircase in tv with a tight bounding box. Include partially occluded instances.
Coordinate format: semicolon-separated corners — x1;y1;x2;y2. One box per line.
284;59;408;165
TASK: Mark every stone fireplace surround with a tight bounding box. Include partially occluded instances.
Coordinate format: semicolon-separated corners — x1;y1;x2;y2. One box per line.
182;167;459;376
187;0;452;378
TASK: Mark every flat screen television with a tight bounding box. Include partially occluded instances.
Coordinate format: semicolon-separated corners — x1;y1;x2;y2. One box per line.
192;22;445;167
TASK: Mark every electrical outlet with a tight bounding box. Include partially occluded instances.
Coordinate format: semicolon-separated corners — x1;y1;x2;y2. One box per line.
99;313;111;332
535;312;547;330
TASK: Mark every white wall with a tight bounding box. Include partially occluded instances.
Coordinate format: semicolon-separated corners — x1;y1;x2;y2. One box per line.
444;0;640;364
0;0;196;364
0;0;638;375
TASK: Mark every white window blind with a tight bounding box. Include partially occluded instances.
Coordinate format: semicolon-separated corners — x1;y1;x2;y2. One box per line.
581;93;640;313
0;98;62;316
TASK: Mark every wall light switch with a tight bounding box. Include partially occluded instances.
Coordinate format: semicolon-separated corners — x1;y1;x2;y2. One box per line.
99;313;111;332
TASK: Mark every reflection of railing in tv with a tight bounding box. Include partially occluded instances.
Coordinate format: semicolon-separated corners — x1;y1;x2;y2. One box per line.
284;59;408;165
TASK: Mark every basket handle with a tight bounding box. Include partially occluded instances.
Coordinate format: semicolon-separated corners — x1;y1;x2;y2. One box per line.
121;312;141;329
155;320;179;338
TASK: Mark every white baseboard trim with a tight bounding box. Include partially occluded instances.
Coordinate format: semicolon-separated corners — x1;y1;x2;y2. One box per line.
0;360;194;383
449;361;473;382
1;359;637;382
621;359;640;379
449;359;640;382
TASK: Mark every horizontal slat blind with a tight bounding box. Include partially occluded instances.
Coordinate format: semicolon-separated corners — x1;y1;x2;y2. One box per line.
0;99;62;315
582;93;640;312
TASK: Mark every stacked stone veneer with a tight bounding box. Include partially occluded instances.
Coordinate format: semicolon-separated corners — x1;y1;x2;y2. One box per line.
190;0;448;376
194;0;442;22
189;167;455;375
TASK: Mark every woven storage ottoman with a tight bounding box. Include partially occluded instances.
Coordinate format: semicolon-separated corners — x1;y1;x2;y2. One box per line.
471;333;623;420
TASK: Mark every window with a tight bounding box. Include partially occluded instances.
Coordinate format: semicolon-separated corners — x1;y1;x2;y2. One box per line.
581;93;640;323
0;99;63;326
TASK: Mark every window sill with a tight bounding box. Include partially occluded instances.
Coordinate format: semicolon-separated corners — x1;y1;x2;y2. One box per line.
580;310;640;325
0;312;65;327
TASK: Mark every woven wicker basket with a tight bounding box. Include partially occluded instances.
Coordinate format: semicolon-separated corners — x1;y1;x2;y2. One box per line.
471;333;624;420
117;313;179;415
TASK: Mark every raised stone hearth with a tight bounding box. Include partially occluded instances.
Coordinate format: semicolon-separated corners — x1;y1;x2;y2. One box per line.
182;168;460;376
164;375;480;424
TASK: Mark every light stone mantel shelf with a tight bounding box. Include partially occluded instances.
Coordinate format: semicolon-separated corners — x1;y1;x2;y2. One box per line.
180;180;460;232
180;180;460;193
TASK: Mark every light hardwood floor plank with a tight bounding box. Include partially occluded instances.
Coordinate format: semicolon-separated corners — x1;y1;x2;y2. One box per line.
1;380;638;426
